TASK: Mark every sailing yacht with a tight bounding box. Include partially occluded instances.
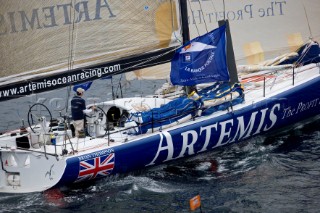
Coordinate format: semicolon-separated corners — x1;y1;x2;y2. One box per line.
0;0;319;193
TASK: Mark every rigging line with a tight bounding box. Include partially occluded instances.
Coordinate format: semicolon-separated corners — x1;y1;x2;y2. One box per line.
115;74;124;98
93;47;179;96
209;0;218;14
187;0;200;37
140;77;143;97
295;42;313;66
197;0;209;33
170;0;181;43
302;1;313;40
65;83;72;114
111;77;115;100
67;0;73;72
66;0;74;113
127;59;172;70
114;50;174;98
115;46;179;73
71;0;83;70
116;74;127;98
291;39;315;66
70;0;78;71
113;50;177;100
222;0;226;20
66;0;78;113
116;50;176;67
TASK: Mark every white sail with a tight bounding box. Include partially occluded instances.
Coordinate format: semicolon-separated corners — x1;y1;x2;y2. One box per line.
0;0;181;88
188;0;320;64
125;63;171;81
126;0;320;81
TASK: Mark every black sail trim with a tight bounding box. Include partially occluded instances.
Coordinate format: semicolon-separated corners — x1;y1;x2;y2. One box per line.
0;47;176;102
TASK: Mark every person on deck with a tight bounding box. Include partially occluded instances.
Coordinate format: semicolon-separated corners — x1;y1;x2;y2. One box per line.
188;88;204;108
71;88;95;137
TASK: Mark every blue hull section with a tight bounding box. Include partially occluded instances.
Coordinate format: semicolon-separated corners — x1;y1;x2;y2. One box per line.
57;76;320;187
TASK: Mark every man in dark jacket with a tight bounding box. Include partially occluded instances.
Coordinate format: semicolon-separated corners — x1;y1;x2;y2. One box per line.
71;88;94;137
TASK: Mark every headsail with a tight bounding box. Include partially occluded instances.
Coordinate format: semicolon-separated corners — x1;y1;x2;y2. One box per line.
187;0;320;65
0;0;181;101
170;25;229;86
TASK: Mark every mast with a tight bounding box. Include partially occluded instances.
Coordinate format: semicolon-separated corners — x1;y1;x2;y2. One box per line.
179;0;190;44
179;0;196;94
219;19;239;84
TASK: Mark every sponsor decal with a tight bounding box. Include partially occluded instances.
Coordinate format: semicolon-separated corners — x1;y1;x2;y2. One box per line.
147;103;280;166
0;0;116;35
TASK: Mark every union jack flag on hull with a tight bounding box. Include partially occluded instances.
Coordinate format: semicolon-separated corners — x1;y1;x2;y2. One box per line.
76;153;115;182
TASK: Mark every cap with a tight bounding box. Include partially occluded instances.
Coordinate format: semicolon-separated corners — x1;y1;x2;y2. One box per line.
76;87;85;94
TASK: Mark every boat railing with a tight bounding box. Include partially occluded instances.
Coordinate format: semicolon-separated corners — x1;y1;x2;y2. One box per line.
244;62;320;98
39;62;319;158
20;62;320;157
44;62;320;158
101;97;238;138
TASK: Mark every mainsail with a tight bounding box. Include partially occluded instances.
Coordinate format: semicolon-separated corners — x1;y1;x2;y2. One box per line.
0;0;181;101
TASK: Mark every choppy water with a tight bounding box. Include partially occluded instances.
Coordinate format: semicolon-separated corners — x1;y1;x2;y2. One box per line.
1;79;320;213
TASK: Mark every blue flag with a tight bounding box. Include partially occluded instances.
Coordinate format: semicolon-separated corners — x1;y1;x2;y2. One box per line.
170;25;229;86
73;81;93;92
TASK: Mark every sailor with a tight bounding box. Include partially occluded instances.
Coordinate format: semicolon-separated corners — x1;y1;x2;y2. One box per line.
71;88;95;137
188;88;203;107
